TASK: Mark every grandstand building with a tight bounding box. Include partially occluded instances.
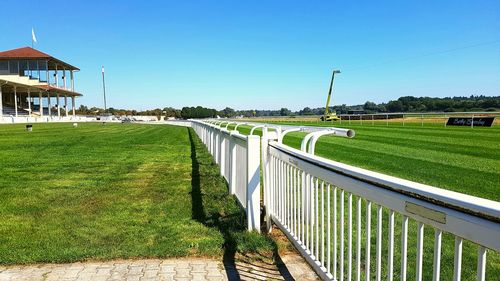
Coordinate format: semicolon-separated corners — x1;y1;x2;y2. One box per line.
0;47;82;121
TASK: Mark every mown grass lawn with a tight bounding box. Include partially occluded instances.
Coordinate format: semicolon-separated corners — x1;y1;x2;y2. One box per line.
229;121;500;280
232;121;500;201
0;123;274;265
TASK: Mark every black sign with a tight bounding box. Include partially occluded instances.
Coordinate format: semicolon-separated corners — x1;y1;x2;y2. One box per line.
446;117;495;127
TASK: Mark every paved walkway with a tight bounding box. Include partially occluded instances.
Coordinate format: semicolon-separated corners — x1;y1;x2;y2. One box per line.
0;253;319;281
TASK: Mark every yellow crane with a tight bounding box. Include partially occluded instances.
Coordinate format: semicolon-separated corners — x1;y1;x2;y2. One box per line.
320;69;341;121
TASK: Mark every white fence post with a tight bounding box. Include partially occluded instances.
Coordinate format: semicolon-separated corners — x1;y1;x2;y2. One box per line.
208;127;213;154
261;127;272;233
212;127;217;159
247;134;261;232
229;131;237;195
262;126;281;233
215;131;220;164
220;130;226;175
262;127;271;232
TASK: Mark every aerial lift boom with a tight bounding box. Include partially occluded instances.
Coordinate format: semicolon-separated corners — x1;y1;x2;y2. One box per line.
320;69;341;121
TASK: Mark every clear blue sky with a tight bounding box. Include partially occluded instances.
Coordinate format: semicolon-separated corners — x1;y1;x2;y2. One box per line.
1;1;499;110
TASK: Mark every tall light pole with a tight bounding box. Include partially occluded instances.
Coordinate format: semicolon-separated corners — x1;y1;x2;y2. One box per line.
101;66;107;113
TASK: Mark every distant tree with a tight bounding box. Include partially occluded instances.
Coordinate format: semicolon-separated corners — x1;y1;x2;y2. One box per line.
337;104;349;114
300;107;314;115
280;108;291;116
163;107;181;118
363;101;378;113
180;106;217;119
76;105;90;115
386;100;404;112
219;107;236;118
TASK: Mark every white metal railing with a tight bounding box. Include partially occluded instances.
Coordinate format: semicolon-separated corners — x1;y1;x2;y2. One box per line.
163;120;191;127
190;120;261;232
189;120;499;280
260;127;500;281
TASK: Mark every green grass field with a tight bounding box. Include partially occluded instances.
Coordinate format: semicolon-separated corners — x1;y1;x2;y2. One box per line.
1;121;498;279
228;121;500;280
0;123;275;265
231;121;500;201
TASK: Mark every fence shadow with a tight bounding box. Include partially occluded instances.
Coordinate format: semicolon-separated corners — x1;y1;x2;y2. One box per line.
187;128;295;280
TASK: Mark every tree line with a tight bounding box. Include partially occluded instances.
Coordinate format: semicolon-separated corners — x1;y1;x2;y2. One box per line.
75;105;215;119
217;95;499;117
363;95;500;113
75;105;180;118
75;95;498;119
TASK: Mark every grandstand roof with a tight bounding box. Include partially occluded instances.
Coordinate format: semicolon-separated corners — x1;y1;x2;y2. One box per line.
0;47;79;71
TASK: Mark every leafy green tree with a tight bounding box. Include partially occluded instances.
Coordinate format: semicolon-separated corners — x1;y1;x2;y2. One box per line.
300;107;313;115
280;108;291;116
219;107;236;118
180;106;217;119
363;101;378;113
387;100;404;112
163;107;181;118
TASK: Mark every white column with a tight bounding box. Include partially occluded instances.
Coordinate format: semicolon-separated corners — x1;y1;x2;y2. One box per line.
37;60;41;81
64;95;68;117
0;85;3;118
55;64;59;87
14;86;18;117
63;69;67;89
39;92;43;117
45;60;49;83
28;90;32;117
70;70;74;92
48;94;51;117
57;94;61;117
72;96;76;117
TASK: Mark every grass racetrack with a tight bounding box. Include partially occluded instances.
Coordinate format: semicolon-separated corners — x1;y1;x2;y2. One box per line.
0;123;274;264
233;121;500;201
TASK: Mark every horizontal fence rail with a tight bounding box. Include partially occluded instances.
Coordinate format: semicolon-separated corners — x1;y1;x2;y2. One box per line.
190;120;261;232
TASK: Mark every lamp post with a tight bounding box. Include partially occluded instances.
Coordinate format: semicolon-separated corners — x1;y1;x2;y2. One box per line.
101;66;107;113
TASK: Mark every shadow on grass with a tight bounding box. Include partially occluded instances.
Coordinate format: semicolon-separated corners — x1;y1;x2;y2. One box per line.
187;128;295;280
